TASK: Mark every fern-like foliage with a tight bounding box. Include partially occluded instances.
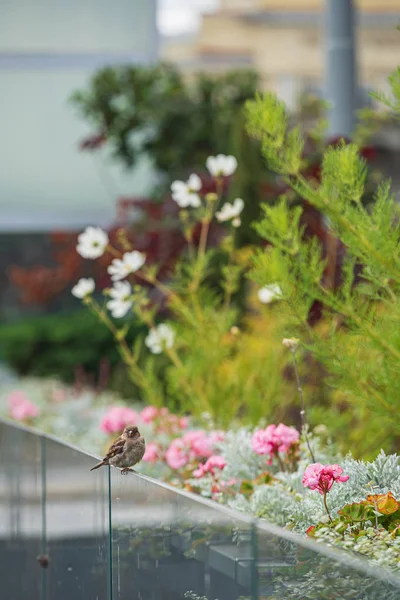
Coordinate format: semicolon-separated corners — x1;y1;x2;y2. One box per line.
246;57;400;443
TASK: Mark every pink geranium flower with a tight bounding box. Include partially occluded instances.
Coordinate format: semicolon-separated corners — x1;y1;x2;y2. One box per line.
302;463;349;495
183;430;213;458
193;455;227;478
140;406;159;423
8;391;30;408
7;391;40;421
251;423;299;463
179;417;189;429
209;430;225;444
165;439;188;469
100;406;138;434
142;442;160;463
165;430;221;471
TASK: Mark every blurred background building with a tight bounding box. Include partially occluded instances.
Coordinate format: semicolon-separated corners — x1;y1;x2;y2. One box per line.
0;0;158;232
1;0;400;321
163;0;399;111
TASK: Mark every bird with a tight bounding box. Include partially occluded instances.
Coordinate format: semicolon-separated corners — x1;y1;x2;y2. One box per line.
90;425;146;474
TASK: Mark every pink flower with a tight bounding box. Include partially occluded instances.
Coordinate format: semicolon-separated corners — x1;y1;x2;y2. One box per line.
142;442;160;463
183;430;213;457
7;391;30;408
302;463;349;495
166;430;223;471
179;417;189;429
205;455;226;474
140;406;159;423
100;406;138;434
274;423;299;452
165;439;189;469
209;430;225;444
251;423;299;461
193;463;207;478
7;391;40;421
193;455;226;478
251;429;272;456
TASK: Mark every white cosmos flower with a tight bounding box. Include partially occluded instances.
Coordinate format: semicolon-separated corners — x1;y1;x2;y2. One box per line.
107;251;146;282
206;154;238;177
145;324;175;354
171;174;202;208
258;284;282;304
76;227;109;259
216;198;244;223
107;281;132;318
71;278;95;299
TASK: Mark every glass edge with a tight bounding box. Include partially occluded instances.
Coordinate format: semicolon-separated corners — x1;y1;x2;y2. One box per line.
256;519;400;588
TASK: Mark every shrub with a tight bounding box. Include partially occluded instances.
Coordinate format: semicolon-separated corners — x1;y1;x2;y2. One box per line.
0;310;146;397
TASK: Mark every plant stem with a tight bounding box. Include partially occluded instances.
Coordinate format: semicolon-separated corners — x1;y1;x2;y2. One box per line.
276;453;286;473
290;349;316;463
323;492;333;523
196;176;223;263
197;217;211;261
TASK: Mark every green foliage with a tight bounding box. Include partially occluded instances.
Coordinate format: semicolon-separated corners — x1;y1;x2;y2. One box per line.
246;59;400;451
245;93;304;175
72;64;261;175
71;63;266;243
76;169;302;425
0;311;146;397
370;66;400;114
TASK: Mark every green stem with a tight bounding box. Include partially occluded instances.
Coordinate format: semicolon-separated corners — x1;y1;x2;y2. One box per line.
290;349;316;463
276;453;286;473
323;492;333;523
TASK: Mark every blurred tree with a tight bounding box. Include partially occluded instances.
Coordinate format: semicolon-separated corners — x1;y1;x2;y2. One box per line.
71;63;268;244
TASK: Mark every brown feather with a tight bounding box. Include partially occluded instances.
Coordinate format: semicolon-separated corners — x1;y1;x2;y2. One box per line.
89;436;125;471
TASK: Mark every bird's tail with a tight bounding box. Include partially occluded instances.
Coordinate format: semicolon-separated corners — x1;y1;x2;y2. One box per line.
90;460;107;471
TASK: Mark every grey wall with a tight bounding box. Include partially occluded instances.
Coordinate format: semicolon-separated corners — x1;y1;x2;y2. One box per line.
0;0;158;231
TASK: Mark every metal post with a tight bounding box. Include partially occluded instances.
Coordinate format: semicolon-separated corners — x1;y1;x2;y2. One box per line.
325;0;357;138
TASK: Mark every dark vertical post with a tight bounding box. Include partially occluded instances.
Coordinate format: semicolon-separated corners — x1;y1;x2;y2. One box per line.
325;0;357;138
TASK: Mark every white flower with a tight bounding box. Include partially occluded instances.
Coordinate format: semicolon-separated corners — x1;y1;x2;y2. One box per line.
145;324;175;354
76;227;108;259
215;198;244;223
206;154;238;177
232;217;241;228
171;174;202;208
258;284;282;304
107;251;146;282
282;337;300;352
71;278;95;299
107;281;132;318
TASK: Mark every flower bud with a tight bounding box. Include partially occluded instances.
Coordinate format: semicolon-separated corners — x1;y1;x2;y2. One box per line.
205;192;218;203
282;337;300;352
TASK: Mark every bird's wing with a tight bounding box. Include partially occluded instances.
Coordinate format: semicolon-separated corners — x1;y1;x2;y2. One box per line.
103;436;125;461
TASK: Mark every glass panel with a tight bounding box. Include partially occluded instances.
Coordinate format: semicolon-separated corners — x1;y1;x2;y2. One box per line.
43;435;110;600
4;416;400;600
255;520;400;599
110;469;257;600
0;419;44;600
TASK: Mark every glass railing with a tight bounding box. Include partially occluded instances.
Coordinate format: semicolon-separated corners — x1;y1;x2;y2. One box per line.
2;417;400;600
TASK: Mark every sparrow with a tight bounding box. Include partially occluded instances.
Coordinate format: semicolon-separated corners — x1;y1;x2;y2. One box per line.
90;425;146;474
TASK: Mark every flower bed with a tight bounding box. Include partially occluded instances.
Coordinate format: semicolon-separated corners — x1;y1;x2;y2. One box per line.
2;378;400;573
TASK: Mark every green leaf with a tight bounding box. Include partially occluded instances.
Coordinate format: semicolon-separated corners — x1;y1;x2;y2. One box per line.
338;502;374;523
